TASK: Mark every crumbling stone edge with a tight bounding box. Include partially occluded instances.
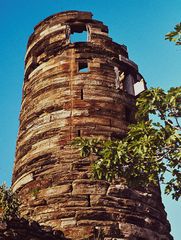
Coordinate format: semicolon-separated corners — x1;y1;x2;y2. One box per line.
0;217;67;240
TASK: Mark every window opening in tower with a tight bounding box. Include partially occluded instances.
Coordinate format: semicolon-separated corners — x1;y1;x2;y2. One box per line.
77;130;81;137
78;62;89;73
81;89;84;100
70;24;88;43
124;74;135;95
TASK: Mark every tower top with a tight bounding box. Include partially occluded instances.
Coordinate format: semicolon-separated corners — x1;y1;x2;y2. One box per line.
35;11;93;30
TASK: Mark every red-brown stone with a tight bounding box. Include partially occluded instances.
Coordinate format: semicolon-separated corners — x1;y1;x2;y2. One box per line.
12;11;173;240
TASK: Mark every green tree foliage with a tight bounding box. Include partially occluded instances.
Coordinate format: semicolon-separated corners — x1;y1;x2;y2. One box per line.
73;87;181;200
165;22;181;45
73;24;181;200
0;183;20;221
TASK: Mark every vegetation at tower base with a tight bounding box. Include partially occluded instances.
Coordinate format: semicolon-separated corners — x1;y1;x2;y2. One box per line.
73;23;181;201
0;183;20;221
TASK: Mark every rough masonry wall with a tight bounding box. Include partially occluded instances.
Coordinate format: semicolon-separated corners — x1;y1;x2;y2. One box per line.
12;11;172;240
0;207;66;240
0;218;66;240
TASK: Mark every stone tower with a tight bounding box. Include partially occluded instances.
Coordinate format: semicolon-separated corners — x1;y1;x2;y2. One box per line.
12;11;172;240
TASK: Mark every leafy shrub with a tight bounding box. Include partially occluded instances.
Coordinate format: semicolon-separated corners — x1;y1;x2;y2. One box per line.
0;183;20;221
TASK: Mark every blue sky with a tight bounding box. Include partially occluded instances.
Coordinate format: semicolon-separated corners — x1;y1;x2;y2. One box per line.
0;0;180;238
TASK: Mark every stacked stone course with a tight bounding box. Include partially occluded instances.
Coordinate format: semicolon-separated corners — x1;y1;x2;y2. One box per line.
12;11;173;240
0;218;66;240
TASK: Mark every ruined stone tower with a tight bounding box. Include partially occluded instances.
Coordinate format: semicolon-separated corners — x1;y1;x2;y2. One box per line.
12;11;172;240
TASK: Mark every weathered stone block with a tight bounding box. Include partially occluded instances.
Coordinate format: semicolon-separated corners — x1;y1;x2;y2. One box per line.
76;210;122;222
72;179;109;195
29;199;47;207
90;195;121;209
47;194;89;207
12;172;33;192
39;184;72;198
60;217;76;228
63;226;94;240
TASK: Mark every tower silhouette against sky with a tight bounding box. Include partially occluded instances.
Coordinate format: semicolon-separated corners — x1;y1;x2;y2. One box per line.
12;11;172;240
